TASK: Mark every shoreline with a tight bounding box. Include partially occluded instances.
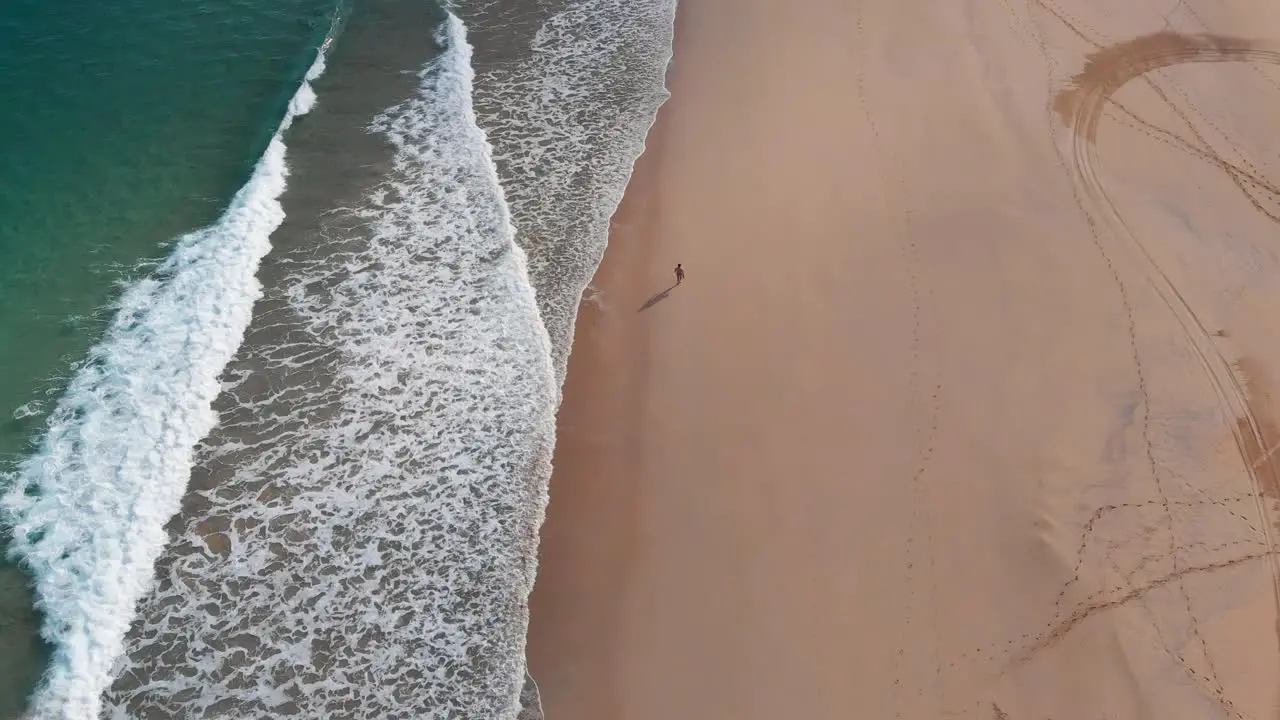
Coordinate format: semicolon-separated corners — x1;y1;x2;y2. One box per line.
525;98;668;719
527;0;1280;717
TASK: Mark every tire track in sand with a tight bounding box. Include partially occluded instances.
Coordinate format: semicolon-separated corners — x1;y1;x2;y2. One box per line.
970;6;1277;716
851;3;945;716
1028;31;1221;684
1007;7;1194;690
1030;10;1277;715
1047;30;1280;718
973;7;1216;710
1036;3;1280;537
953;2;1204;710
1040;0;1280;223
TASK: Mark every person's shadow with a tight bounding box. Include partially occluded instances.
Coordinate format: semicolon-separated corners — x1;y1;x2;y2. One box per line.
637;283;679;312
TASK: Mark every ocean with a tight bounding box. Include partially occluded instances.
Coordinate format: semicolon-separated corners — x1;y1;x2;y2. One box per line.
0;0;674;718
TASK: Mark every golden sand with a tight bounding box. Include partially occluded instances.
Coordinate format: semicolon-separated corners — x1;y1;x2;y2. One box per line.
528;1;1280;717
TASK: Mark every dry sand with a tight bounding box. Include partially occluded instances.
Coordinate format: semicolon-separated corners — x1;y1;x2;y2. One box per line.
527;1;1280;717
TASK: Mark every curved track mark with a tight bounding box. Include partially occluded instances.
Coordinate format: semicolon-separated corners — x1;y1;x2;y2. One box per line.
1054;30;1280;686
1039;0;1280;222
978;10;1278;715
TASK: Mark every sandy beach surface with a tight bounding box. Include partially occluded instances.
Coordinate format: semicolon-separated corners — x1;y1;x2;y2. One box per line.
527;0;1280;717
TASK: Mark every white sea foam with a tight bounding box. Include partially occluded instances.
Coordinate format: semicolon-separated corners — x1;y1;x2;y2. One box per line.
10;402;42;421
67;1;677;716
0;48;329;720
100;14;557;718
459;4;676;715
467;0;678;382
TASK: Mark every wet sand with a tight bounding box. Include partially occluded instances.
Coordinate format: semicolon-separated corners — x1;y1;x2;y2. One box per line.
528;0;1280;717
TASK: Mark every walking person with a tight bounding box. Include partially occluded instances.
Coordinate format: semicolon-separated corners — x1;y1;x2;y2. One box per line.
674;263;685;286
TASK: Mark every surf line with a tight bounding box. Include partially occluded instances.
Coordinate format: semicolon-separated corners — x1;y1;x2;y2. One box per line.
0;31;335;720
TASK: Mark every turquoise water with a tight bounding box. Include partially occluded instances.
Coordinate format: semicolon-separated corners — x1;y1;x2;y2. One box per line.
0;0;338;714
0;0;677;714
